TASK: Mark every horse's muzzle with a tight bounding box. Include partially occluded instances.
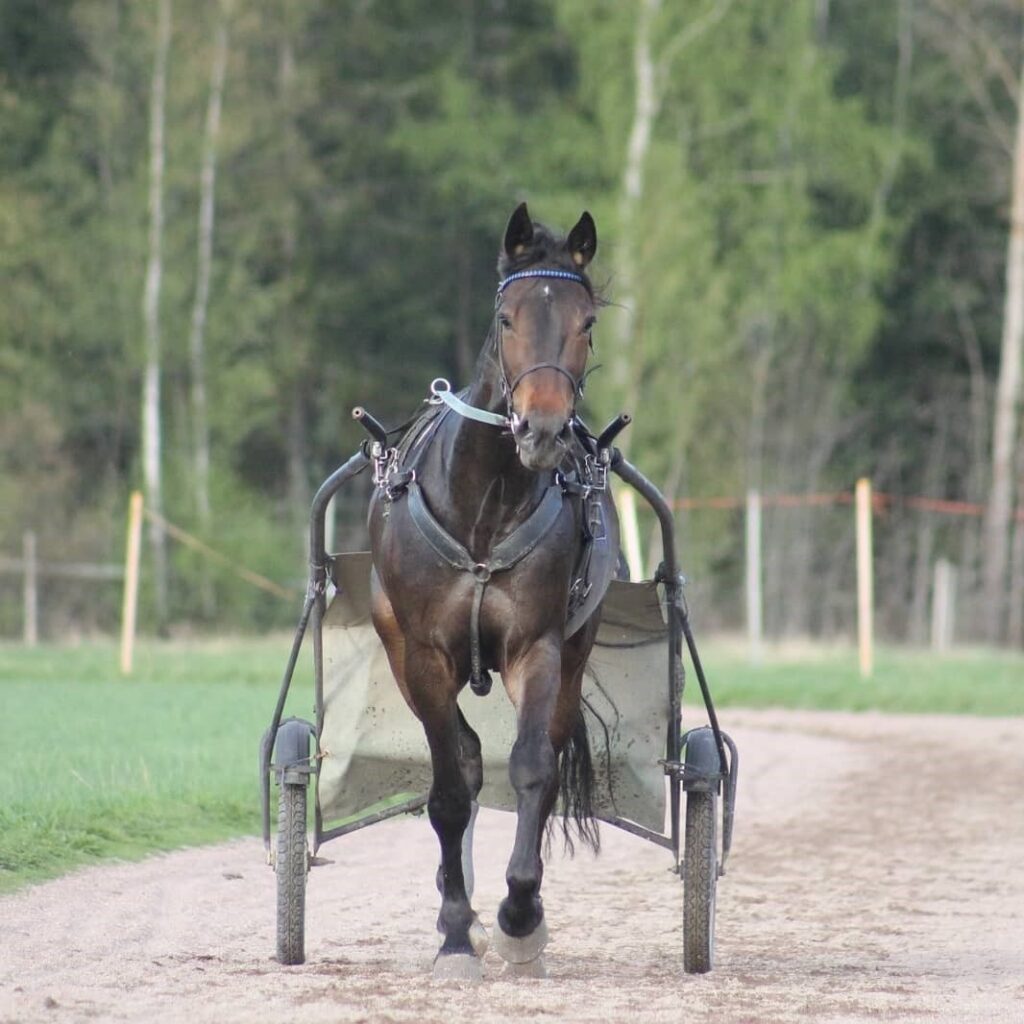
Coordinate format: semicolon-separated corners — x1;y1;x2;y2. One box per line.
512;410;571;471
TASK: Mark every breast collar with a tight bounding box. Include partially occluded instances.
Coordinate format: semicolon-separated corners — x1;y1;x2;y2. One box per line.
372;394;610;697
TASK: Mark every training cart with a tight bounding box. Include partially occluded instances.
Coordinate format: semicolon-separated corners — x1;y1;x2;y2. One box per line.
260;406;738;974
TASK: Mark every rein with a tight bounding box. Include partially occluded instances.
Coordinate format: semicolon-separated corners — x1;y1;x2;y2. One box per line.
431;267;591;430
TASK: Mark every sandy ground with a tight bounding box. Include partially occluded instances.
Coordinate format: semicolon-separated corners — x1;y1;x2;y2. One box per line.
2;709;1023;1024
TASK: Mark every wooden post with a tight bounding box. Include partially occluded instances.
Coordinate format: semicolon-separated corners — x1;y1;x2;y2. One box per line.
931;558;957;653
23;530;38;647
855;477;874;678
618;485;644;581
120;491;145;675
324;494;336;557
745;489;763;664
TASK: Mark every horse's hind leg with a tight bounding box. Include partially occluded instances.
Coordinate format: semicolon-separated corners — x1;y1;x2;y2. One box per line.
404;645;484;982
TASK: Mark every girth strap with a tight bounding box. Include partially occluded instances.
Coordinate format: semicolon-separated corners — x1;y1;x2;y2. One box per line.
406;479;565;694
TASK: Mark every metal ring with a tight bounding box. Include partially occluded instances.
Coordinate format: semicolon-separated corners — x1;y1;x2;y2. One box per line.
472;563;491;582
430;377;451;397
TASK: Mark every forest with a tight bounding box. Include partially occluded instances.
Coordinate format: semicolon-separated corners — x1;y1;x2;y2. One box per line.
3;0;1024;648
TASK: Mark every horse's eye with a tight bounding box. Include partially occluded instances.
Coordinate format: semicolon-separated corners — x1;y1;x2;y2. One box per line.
582;316;597;333
498;313;513;330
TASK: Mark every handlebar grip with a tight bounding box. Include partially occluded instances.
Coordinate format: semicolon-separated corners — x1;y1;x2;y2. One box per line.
352;407;388;445
597;412;632;450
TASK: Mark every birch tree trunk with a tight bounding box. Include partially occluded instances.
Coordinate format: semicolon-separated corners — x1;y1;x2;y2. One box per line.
142;0;172;629
189;5;229;535
277;27;310;534
609;0;734;578
981;48;1024;643
611;0;659;406
610;0;659;579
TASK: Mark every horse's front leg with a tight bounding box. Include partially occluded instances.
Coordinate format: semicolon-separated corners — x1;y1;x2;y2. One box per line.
494;634;564;974
404;644;485;983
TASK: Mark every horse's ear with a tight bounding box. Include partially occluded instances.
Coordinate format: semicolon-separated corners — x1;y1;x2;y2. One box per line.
567;211;597;268
504;202;534;259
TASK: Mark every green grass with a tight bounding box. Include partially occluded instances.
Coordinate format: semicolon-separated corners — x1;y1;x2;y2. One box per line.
0;637;313;893
1;635;1021;894
687;639;1024;716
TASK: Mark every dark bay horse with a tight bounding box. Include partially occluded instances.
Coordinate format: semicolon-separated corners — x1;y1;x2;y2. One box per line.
368;203;619;981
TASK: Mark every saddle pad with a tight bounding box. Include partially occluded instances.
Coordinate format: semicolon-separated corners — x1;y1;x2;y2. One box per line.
317;552;669;833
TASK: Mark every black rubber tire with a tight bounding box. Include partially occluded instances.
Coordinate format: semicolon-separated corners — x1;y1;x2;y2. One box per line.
682;789;718;974
276;781;308;965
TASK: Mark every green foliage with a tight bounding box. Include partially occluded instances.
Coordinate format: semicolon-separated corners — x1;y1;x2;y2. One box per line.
0;0;1017;642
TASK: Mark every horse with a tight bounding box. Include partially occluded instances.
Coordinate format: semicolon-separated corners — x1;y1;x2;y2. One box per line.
367;202;620;981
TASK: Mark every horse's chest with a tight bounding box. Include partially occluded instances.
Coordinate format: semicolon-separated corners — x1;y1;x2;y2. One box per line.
377;498;575;648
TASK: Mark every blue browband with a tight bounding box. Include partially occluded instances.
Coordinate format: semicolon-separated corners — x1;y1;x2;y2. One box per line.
497;268;588;293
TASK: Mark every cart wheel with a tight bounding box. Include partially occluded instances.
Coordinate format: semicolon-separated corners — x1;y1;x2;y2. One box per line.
682;788;718;974
276;780;308;965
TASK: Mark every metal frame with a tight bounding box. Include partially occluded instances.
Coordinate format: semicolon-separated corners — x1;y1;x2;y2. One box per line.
259;441;737;872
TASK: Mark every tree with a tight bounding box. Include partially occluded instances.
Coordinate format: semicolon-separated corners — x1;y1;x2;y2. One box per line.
141;0;172;628
188;1;230;539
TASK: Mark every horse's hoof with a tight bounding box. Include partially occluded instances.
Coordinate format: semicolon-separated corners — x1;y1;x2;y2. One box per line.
492;918;549;964
432;953;483;985
501;954;547;979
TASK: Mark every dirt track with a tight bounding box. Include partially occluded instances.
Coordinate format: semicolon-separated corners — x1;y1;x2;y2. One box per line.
2;709;1022;1024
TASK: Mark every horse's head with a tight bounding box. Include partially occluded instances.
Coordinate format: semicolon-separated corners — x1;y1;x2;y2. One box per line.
495;203;599;472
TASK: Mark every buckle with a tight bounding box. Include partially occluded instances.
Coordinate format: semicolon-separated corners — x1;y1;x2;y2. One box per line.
584;454;608;492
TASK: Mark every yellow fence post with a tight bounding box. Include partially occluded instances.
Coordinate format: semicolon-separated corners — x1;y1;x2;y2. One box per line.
120;491;144;675
855;477;874;678
617;484;644;581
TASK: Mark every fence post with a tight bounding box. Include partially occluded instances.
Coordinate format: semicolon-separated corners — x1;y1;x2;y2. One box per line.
855;477;874;678
930;558;957;653
745;489;763;663
120;491;145;675
23;530;38;647
617;485;644;581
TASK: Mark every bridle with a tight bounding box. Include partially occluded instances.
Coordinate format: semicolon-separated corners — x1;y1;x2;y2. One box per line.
431;267;593;429
495;268;591;404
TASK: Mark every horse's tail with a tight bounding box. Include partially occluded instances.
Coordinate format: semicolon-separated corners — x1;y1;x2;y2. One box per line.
556;705;601;855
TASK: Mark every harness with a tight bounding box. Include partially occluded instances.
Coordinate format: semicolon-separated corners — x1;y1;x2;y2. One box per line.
372;266;613;698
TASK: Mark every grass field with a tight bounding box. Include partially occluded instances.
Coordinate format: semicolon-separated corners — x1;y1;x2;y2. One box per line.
0;637;310;893
1;635;1021;893
690;638;1024;716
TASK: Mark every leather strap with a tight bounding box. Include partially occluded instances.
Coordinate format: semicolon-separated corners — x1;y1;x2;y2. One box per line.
406;479;564;576
406;479;566;694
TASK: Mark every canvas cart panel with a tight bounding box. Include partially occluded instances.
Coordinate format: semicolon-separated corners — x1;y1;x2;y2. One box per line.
318;552;669;833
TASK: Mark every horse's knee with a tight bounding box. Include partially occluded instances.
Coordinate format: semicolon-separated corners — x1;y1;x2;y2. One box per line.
427;782;472;837
509;730;556;796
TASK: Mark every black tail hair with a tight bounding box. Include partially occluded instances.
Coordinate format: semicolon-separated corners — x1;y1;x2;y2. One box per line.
553;707;600;855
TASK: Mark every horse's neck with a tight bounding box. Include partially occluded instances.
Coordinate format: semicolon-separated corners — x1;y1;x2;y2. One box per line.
429;377;550;557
